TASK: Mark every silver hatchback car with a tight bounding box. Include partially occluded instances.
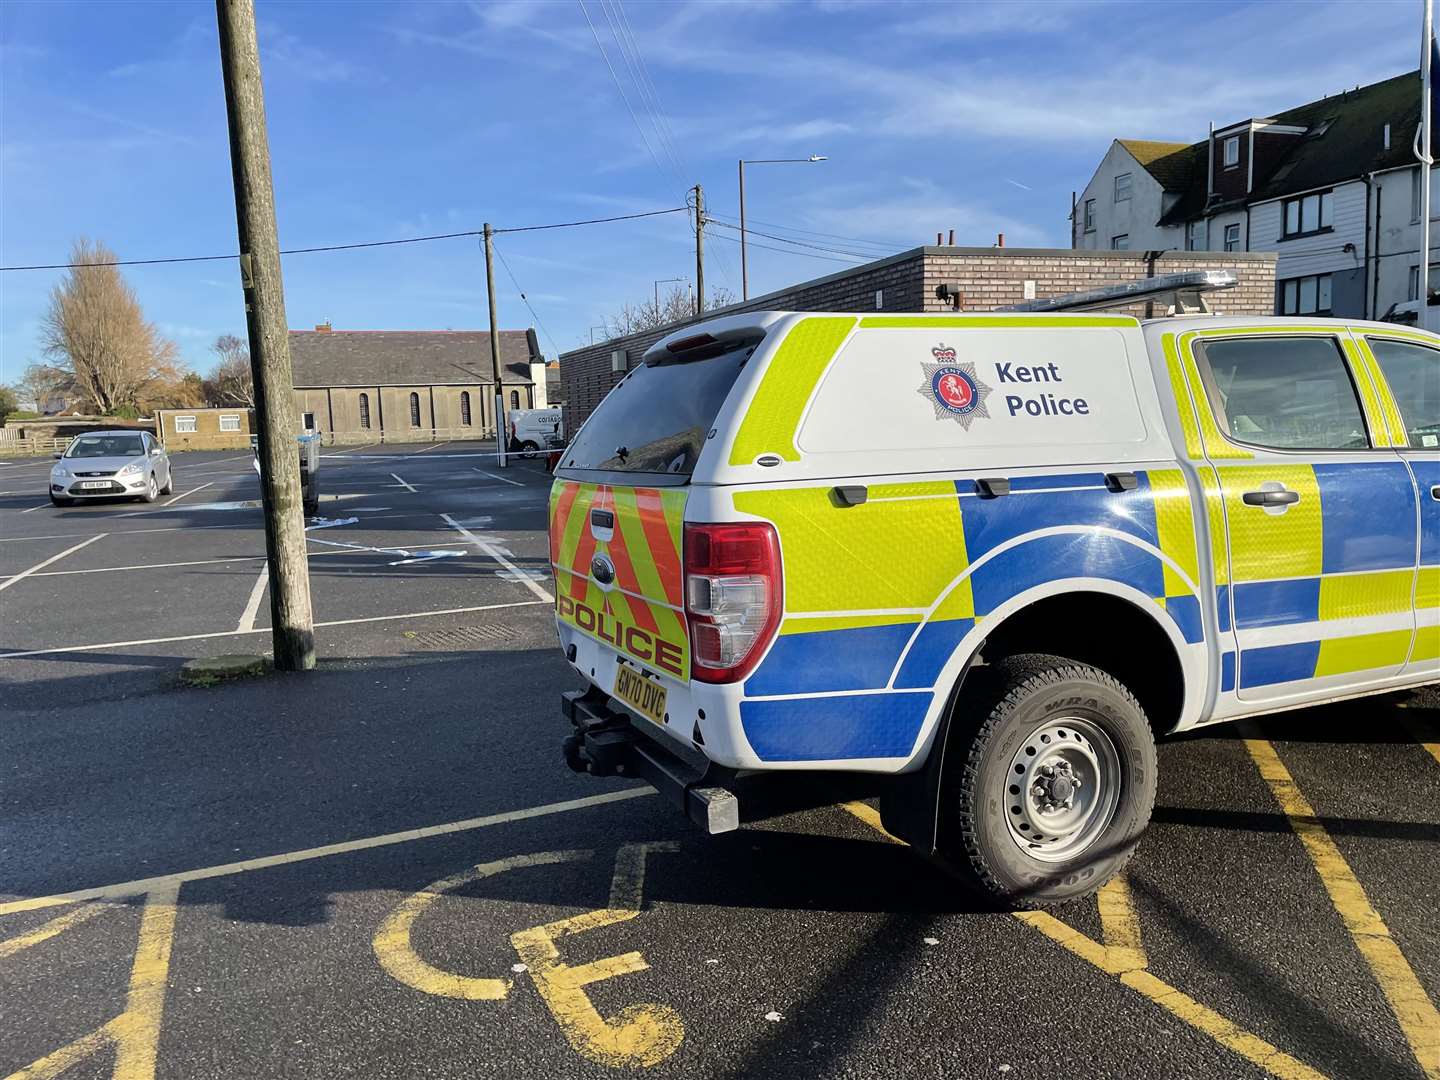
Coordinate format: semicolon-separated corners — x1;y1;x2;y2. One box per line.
50;430;173;506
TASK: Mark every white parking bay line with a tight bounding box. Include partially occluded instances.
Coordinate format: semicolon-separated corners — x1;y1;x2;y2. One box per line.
237;565;270;632
472;467;524;488
19;502;52;514
389;473;417;493
0;534;106;594
0;788;652;916
410;442;445;454
163;481;214;507
0;598;549;659
440;512;553;602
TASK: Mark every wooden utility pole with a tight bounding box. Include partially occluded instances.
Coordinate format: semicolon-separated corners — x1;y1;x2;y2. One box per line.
215;0;315;671
483;223;508;467
693;184;705;315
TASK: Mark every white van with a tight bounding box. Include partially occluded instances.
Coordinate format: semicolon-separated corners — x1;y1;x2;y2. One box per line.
509;408;564;453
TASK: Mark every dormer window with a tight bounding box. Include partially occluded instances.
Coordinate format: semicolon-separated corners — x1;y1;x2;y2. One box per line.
1223;136;1239;168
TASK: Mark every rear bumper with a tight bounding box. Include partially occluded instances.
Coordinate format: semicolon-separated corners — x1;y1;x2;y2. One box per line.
561;688;740;834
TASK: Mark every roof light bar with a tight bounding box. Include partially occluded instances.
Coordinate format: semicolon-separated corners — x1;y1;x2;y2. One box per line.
1001;269;1239;315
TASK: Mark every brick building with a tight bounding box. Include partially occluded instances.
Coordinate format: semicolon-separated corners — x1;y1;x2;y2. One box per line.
559;246;1277;430
288;325;543;444
157;407;255;451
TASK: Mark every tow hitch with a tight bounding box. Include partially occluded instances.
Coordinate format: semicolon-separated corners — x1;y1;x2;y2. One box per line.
562;688;740;835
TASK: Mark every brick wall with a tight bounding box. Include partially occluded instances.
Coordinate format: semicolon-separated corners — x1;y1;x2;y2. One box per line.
559;246;1277;430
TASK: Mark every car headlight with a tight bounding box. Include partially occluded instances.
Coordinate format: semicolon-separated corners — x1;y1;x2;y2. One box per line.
117;461;143;477
52;465;68;477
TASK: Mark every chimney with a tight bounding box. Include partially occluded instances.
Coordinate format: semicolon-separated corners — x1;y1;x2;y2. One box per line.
996;232;1005;248
315;321;332;333
948;229;955;245
936;232;943;245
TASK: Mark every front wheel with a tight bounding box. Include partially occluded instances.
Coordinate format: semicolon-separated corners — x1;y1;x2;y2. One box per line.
139;473;159;503
519;440;539;453
940;654;1156;908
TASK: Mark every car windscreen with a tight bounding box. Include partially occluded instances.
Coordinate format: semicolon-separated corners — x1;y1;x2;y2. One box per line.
559;344;752;478
66;435;145;458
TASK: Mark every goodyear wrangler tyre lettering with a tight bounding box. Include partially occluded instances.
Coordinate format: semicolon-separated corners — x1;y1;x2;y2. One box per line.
941;654;1156;908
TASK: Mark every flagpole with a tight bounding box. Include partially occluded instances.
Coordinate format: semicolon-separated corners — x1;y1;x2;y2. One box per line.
1422;0;1434;330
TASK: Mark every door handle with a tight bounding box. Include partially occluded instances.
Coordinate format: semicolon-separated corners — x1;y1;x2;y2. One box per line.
1431;485;1440;502
832;485;868;507
1242;489;1300;507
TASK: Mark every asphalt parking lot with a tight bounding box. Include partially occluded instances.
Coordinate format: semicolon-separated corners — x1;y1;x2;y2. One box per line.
1;442;1437;1080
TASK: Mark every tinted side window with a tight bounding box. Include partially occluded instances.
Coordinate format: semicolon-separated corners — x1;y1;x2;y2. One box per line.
1368;337;1440;449
1197;336;1369;450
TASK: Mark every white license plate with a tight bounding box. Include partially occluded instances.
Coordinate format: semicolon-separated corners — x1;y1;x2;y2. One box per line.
613;665;667;726
79;481;111;489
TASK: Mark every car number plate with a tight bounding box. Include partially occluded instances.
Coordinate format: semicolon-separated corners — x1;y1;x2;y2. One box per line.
613;665;667;726
79;481;110;489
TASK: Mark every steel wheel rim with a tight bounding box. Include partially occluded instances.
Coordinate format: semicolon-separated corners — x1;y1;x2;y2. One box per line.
1004;717;1121;863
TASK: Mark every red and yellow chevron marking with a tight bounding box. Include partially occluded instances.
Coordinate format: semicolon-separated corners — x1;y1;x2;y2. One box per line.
548;479;690;678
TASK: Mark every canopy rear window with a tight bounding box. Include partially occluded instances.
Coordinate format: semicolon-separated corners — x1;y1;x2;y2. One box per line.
560;345;752;478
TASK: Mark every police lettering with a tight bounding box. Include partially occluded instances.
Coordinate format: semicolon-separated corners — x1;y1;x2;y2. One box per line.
1005;394;1090;417
995;362;1062;384
557;594;686;677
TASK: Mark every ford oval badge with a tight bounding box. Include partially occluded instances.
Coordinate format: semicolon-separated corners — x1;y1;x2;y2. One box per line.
591;554;615;585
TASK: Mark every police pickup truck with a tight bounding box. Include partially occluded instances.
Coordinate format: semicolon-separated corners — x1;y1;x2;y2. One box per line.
549;307;1438;907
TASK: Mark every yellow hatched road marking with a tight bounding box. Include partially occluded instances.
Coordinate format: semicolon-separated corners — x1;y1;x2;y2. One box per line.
1241;728;1440;1080
838;801;1328;1080
1398;711;1440;770
4;884;179;1080
0;902;108;959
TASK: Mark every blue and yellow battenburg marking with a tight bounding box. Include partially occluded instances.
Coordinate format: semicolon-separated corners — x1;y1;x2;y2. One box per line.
732;471;1204;762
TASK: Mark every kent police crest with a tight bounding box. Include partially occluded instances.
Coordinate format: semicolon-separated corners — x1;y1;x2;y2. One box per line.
918;344;991;430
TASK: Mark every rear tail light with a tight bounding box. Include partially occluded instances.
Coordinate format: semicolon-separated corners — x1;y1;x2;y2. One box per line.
684;522;783;683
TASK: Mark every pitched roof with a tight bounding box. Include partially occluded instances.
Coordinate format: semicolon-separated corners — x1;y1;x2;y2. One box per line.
287;330;537;388
1118;140;1198;191
1154;69;1425;227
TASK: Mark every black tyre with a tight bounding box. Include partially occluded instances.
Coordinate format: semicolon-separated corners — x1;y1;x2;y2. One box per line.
139;473;159;503
49;494;74;507
160;474;173;495
519;440;539;453
940;653;1156;908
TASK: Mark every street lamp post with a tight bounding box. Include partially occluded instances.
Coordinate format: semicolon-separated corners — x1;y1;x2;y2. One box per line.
654;276;685;316
738;154;827;300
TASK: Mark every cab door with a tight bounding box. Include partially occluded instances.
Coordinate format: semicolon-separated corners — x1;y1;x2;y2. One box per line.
1359;332;1440;677
1189;332;1417;701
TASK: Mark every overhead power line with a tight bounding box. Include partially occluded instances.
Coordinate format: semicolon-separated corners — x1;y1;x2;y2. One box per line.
0;206;689;271
704;210;908;254
706;230;865;265
577;0;672;193
705;219;884;261
492;239;562;359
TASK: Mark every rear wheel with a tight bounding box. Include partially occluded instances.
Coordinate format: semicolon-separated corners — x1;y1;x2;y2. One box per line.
939;654;1156;908
519;440;539;453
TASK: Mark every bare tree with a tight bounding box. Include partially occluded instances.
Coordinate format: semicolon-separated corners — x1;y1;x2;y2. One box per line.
205;333;255;406
602;285;739;339
39;238;179;413
18;362;74;413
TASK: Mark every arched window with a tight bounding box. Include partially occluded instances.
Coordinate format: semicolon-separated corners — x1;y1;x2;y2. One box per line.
409;392;421;427
358;393;370;429
460;391;472;426
509;390;520;409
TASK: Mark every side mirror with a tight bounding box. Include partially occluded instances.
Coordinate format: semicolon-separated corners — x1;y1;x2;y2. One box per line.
151;447;163;456
52;452;63;460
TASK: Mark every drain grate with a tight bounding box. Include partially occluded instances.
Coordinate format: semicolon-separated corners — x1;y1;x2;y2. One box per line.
403;624;515;649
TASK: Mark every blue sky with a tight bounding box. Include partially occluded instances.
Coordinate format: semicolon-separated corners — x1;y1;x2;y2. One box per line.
0;0;1421;381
